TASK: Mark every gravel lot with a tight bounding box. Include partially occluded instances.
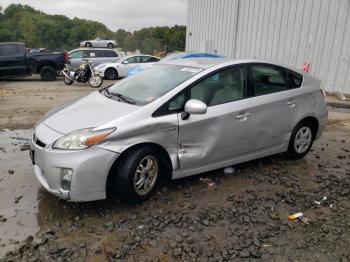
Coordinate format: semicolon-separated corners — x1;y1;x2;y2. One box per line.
0;77;350;261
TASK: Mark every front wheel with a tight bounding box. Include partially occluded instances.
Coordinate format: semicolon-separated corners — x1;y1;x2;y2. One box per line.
107;43;114;48
111;147;161;204
104;68;117;80
287;121;315;159
88;75;103;88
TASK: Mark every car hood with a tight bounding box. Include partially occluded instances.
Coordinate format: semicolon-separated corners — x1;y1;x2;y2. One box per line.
43;91;138;134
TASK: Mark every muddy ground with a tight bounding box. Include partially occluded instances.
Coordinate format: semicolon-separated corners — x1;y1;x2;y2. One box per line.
0;77;350;261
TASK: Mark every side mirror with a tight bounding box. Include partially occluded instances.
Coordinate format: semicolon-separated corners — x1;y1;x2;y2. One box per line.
184;99;207;115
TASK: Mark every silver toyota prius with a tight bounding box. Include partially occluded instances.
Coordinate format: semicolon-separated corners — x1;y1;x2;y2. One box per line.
30;58;328;203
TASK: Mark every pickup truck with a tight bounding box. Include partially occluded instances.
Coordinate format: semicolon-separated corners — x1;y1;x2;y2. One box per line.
0;42;66;81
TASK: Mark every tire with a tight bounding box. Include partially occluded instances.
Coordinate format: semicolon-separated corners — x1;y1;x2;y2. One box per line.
107;43;114;48
64;76;73;85
85;42;92;47
111;147;161;204
88;75;103;88
286;121;315;159
40;66;57;81
104;68;117;80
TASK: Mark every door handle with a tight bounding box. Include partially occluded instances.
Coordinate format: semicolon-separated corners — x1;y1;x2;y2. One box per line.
236;112;251;120
286;99;298;106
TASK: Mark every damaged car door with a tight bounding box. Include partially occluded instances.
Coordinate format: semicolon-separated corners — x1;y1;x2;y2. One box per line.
177;66;253;172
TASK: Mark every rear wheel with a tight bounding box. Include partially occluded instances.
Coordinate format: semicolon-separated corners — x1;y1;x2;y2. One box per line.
111;147;161;204
40;66;57;81
107;43;114;48
104;68;117;80
287;121;315;159
64;76;73;85
85;42;92;47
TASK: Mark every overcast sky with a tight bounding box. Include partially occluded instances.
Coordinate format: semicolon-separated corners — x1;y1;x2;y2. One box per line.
1;0;187;31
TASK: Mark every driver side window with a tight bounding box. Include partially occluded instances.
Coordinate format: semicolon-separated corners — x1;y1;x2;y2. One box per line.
125;57;139;64
167;66;245;112
190;66;245;106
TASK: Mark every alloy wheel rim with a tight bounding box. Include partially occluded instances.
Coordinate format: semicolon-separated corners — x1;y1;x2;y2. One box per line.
134;155;158;196
105;69;115;79
294;126;312;154
90;76;101;86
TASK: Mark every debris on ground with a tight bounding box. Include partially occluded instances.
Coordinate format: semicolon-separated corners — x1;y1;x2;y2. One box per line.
288;212;303;220
14;195;23;204
314;196;327;205
301;217;310;225
199;177;218;188
8;169;14;175
223;167;235;175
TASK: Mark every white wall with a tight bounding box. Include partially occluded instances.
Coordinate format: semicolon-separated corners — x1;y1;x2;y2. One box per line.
186;0;350;95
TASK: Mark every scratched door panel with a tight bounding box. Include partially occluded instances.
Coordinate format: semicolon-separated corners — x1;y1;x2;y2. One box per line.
177;99;253;171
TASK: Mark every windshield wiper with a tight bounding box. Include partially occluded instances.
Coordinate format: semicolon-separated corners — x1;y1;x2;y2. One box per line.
110;92;136;104
103;87;112;97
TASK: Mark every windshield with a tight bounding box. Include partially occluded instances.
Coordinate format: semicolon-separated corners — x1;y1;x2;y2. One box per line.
107;64;202;104
160;53;183;63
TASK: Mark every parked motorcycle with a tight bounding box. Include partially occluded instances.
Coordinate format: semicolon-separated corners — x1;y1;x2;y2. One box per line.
62;59;103;88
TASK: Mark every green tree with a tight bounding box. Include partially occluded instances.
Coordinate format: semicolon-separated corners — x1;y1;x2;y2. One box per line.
0;4;186;54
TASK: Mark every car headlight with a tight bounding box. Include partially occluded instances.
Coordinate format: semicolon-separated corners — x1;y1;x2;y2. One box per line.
53;128;116;150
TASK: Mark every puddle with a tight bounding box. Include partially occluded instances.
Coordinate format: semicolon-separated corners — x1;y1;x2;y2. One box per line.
0;129;132;257
0;129;39;256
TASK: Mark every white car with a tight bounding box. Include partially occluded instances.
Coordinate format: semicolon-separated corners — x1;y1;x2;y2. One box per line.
94;54;160;79
80;37;117;48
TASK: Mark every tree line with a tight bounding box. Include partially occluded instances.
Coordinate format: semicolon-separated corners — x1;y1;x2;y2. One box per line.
0;4;186;54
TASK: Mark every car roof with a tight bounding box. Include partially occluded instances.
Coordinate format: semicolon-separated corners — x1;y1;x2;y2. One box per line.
69;48;117;53
122;54;158;59
163;57;304;73
163;57;231;69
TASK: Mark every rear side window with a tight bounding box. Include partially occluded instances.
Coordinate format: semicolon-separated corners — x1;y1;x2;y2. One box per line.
0;45;19;56
140;56;152;63
250;65;288;96
287;70;303;88
70;50;83;59
103;50;118;57
83;50;103;58
149;57;160;62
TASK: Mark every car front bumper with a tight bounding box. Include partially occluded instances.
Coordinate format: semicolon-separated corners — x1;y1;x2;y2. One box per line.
93;68;105;77
30;125;119;202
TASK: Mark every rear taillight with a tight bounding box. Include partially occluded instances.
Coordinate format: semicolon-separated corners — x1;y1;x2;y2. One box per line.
64;51;68;62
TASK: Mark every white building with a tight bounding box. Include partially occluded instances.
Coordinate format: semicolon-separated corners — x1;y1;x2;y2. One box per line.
186;0;350;96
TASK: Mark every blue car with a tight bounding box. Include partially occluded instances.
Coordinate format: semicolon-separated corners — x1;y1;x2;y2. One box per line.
128;52;225;76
